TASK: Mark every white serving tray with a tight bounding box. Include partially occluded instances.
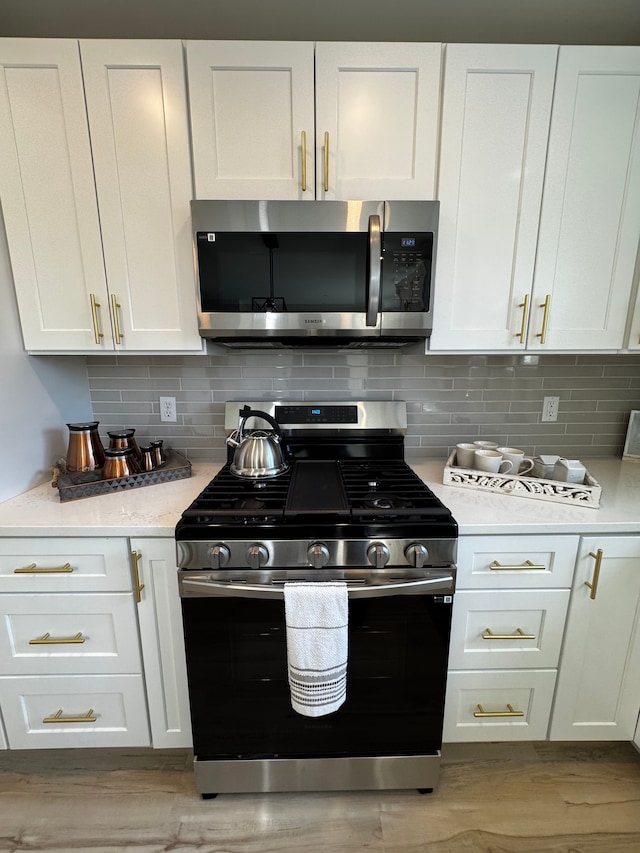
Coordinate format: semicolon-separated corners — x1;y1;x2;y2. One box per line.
443;451;601;508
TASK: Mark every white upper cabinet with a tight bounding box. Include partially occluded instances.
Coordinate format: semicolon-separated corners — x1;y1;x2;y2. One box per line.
430;44;558;351
186;41;315;200
0;39;109;350
0;38;201;353
186;41;441;201
529;46;640;351
79;40;201;351
431;44;640;353
314;42;441;200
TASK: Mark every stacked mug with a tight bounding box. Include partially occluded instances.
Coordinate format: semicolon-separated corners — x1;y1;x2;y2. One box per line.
456;441;534;475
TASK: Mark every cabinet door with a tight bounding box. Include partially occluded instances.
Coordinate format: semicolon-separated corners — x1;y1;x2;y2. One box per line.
130;538;192;748
0;38;110;351
0;593;141;675
529;46;640;351
430;44;557;350
315;42;441;200
80;40;201;351
187;41;315;200
550;536;640;740
0;674;149;749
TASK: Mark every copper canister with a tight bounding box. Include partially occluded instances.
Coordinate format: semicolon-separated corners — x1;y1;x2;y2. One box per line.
66;422;105;472
102;447;141;479
107;428;142;462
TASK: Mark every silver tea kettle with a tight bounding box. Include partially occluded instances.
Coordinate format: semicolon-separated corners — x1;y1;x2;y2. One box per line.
227;406;289;479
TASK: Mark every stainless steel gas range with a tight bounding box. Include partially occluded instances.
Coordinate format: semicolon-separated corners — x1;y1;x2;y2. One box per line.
176;401;457;797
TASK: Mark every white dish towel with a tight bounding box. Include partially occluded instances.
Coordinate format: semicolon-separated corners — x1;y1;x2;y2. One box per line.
283;582;348;717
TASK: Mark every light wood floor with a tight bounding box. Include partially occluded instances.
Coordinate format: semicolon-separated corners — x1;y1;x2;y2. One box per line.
1;741;639;851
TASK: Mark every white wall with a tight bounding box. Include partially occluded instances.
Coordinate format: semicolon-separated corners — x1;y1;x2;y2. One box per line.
0;212;93;503
0;0;638;45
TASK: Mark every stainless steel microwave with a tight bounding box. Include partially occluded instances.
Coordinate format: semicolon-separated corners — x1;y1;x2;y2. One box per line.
191;199;439;348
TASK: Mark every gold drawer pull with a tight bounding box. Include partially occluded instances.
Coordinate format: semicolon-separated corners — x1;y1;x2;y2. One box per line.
29;631;85;645
474;703;524;718
323;130;329;192
584;548;603;600
89;293;104;345
482;627;536;641
14;562;73;574
131;550;145;603
515;293;529;343
43;708;97;724
301;130;307;192
489;559;545;571
536;293;551;344
111;293;124;344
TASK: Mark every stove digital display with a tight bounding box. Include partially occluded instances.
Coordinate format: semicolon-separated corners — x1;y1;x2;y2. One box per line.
276;405;358;424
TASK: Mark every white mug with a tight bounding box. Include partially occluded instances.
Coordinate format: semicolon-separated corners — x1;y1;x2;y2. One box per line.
473;440;499;450
474;449;513;474
455;443;478;468
497;447;534;476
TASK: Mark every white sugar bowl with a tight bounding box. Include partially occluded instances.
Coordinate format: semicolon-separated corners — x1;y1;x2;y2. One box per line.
553;458;586;484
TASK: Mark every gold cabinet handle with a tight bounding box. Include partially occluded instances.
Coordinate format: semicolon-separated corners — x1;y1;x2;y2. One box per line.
29;631;85;645
536;294;551;344
13;562;73;574
301;130;307;192
489;560;545;571
323;131;329;193
131;550;145;603
515;293;529;343
474;703;525;718
584;548;603;600
89;293;104;345
482;627;536;641
110;293;124;344
43;708;97;724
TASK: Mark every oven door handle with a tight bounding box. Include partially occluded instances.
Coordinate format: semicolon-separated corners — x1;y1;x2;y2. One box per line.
180;573;455;600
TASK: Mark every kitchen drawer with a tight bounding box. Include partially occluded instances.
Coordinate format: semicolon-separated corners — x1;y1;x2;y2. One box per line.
456;535;579;590
0;538;132;592
0;674;150;749
448;589;570;670
0;593;142;675
443;669;557;742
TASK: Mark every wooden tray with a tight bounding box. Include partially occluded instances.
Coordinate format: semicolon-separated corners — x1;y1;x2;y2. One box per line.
56;449;192;502
443;450;601;508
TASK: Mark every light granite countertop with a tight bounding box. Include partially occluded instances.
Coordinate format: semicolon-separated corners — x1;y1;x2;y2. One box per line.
0;458;638;538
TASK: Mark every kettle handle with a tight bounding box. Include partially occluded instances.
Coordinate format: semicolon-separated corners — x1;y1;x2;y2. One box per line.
237;406;283;441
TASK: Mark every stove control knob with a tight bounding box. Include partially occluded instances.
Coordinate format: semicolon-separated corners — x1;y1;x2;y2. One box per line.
246;543;269;569
367;542;390;569
307;543;330;568
405;543;429;568
209;543;231;569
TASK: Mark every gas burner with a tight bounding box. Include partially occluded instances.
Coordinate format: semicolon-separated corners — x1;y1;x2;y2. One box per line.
235;497;267;511
362;493;409;511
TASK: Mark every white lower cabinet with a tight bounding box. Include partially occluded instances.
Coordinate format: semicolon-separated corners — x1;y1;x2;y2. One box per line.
445;669;557;742
550;535;640;740
444;534;579;742
0;675;149;749
131;538;192;748
0;537;150;749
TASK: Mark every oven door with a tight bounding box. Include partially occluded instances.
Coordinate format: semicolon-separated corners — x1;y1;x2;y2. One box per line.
179;568;454;761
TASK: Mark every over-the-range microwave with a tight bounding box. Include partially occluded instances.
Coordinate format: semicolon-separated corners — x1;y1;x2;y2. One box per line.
191;199;439;348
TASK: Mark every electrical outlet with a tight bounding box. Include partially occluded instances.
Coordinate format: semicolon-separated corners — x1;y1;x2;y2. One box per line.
160;396;177;423
542;396;560;422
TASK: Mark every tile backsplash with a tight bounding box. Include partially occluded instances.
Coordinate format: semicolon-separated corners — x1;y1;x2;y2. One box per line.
86;351;640;462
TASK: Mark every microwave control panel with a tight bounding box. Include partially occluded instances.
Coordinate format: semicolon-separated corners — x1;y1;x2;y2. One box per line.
382;233;433;312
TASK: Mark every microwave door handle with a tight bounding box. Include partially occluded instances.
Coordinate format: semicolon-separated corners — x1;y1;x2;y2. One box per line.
366;214;382;327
